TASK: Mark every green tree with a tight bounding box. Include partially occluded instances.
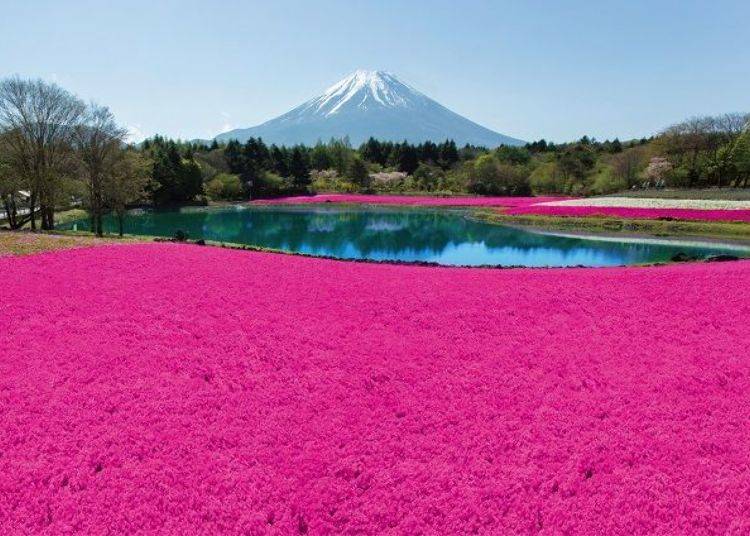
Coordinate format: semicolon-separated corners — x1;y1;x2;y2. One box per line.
412;163;444;192
147;141;203;205
74;104;127;236
495;146;531;165
0;77;86;230
107;150;150;236
397;143;419;174
269;145;289;177
348;157;370;190
468;155;530;195
205;173;244;201
289;146;310;190
732;129;750;187
438;140;459;169
310;142;332;170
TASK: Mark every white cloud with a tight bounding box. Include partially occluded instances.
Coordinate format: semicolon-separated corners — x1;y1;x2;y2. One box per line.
217;111;234;134
125;124;147;144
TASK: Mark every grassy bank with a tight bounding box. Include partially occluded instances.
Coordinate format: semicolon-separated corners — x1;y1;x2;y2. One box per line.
0;230;140;256
608;188;750;201
477;210;750;241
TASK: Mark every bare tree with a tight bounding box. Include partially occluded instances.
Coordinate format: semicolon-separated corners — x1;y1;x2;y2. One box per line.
74;104;127;236
0;77;85;230
0;134;22;229
714;112;750;137
611;145;647;187
106;150;150;237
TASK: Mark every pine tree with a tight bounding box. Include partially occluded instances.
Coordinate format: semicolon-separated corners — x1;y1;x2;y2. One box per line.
348;157;370;189
270;145;289;177
289;146;310;190
310;142;331;170
398;142;419;174
438;140;459;169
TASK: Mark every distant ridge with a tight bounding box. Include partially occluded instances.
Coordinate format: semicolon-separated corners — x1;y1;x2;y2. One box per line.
216;70;525;147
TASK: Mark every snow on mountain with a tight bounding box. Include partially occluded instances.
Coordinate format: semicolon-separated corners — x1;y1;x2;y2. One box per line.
301;70;417;116
216;70;525;147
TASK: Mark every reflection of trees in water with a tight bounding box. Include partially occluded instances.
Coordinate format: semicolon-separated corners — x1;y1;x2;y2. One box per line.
65;207;738;263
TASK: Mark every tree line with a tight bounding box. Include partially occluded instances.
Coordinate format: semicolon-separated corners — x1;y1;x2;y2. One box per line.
0;77;149;235
173;115;748;203
2;76;749;235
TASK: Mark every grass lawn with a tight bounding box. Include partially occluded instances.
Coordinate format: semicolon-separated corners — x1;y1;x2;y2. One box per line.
478;211;750;241
609;188;750;201
0;230;140;256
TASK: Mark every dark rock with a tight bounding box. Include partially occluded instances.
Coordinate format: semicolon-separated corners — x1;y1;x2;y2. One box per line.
671;252;698;262
705;254;739;262
195;239;206;246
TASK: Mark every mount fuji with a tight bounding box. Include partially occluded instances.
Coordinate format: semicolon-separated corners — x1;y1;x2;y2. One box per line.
215;70;524;147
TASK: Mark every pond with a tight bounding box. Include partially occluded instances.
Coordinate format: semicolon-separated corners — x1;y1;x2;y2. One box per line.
61;205;750;267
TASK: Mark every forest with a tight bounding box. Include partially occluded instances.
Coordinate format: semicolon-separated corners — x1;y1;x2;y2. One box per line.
1;76;749;234
147;111;750;202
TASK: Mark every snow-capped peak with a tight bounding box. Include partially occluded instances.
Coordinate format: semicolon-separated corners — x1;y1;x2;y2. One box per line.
216;70;526;147
305;70;423;117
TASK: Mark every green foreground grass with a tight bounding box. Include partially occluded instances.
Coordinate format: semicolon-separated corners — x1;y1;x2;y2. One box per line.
0;230;140;257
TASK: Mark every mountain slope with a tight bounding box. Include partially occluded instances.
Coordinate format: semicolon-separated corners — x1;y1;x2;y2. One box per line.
216;70;524;147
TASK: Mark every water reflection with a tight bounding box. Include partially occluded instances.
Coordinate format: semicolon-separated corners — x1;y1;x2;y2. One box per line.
61;206;750;267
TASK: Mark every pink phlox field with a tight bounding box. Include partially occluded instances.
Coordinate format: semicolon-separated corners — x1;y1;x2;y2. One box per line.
1;244;750;533
251;194;567;207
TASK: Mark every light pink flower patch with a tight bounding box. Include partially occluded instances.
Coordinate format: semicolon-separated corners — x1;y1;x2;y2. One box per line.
1;244;750;533
251;193;567;207
507;204;750;222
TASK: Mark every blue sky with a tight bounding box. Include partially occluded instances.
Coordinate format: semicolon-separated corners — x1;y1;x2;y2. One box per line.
2;0;748;143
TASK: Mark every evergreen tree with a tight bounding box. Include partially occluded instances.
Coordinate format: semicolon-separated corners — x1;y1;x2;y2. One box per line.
289;146;310;189
348;157;370;189
419;141;439;164
438;140;459;169
310;142;331;170
360;137;385;165
269;145;289;177
224;140;244;174
397;142;419;174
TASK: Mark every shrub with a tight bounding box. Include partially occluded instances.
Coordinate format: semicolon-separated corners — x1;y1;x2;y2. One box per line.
467;155;531;196
589;164;626;195
205;173;244;201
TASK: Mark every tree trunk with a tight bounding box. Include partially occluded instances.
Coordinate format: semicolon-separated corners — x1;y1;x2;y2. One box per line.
118;213;123;237
2;196;19;229
38;200;53;230
29;192;36;231
47;206;55;230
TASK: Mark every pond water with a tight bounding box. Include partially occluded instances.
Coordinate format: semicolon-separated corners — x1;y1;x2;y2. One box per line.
61;205;750;267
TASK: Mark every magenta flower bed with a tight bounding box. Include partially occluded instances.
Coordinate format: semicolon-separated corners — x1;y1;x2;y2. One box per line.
2;244;750;533
252;193;565;207
507;204;750;222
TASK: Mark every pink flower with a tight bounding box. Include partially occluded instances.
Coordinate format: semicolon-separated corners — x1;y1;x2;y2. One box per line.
1;244;749;533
